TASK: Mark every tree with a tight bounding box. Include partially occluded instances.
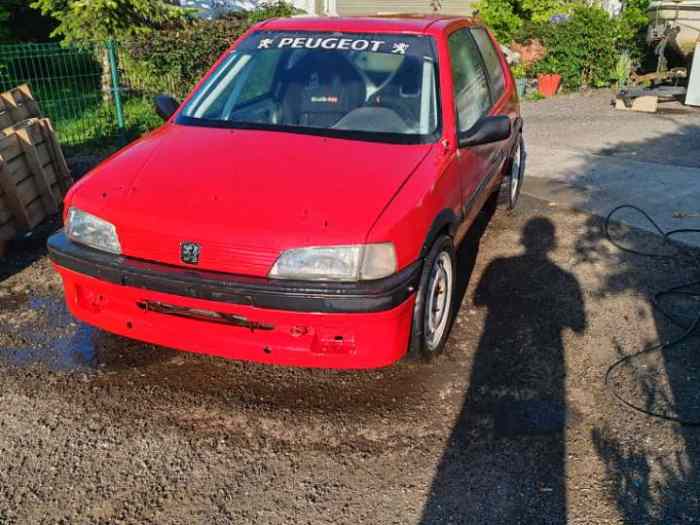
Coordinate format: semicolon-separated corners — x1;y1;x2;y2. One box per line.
1;1;56;42
0;6;10;42
31;0;188;42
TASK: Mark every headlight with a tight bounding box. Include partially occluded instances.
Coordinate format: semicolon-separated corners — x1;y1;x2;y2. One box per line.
269;243;397;281
65;207;121;255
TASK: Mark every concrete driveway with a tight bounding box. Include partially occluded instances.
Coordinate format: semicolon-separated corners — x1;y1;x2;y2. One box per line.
522;90;700;246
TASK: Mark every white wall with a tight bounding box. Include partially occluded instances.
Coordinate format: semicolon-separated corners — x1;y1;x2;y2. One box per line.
179;0;473;17
178;0;315;17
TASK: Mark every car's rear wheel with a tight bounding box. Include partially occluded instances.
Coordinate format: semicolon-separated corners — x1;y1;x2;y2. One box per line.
498;133;526;211
408;235;457;361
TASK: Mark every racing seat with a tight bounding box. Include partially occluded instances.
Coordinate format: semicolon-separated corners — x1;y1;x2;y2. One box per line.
367;56;422;126
280;52;366;128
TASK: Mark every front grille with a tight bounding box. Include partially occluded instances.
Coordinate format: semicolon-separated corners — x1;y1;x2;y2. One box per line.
119;230;279;277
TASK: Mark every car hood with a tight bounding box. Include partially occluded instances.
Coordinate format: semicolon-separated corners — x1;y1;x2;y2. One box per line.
71;124;432;276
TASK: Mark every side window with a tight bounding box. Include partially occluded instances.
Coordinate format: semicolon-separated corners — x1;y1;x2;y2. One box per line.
448;29;491;134
471;28;506;101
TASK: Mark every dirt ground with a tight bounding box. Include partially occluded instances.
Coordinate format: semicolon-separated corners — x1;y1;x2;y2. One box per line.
1;193;699;524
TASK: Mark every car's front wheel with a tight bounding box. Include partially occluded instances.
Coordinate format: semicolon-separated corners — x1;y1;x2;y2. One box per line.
408;235;457;361
499;133;526;211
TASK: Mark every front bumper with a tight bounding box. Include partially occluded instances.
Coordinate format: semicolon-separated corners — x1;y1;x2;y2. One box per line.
48;232;419;369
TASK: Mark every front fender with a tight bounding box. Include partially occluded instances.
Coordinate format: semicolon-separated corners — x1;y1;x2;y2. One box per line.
365;145;462;270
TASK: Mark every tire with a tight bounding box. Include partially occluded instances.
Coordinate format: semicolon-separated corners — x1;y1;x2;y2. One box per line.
408;235;457;361
497;133;526;212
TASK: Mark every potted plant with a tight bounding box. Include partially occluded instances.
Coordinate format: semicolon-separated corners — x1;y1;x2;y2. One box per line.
534;58;561;97
511;62;528;97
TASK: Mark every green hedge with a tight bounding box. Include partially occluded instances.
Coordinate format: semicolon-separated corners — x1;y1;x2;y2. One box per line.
533;6;618;89
531;3;649;90
120;2;297;100
477;0;651;91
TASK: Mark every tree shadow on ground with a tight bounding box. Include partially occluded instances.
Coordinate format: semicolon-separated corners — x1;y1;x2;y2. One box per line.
420;210;586;524
576;211;700;523
561;122;700;523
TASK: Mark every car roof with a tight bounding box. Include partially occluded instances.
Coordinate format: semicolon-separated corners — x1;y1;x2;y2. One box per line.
259;14;478;36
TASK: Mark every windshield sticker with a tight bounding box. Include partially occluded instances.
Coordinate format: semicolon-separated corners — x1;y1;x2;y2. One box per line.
256;36;410;54
391;42;410;55
310;96;339;104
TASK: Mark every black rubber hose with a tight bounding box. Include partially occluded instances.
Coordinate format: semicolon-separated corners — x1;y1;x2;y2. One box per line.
603;205;700;426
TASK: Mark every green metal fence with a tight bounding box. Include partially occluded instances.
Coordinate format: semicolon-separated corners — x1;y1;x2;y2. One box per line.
0;40;172;152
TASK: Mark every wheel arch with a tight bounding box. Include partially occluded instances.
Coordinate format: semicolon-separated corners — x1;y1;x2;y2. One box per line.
420;208;460;258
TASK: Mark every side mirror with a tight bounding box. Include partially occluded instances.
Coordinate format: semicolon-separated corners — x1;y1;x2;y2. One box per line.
458;115;511;148
154;95;180;121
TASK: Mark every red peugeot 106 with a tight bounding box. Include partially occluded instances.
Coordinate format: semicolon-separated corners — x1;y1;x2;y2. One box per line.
49;15;525;369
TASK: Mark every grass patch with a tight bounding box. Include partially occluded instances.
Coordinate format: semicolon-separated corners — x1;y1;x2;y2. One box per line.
60;95;162;157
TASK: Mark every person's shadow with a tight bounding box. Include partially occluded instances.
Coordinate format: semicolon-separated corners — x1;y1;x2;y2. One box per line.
421;217;586;524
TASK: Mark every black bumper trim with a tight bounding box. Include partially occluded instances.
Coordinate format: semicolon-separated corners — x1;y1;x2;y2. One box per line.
48;232;421;314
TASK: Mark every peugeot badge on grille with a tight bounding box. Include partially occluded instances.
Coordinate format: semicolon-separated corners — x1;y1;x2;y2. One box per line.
181;242;201;265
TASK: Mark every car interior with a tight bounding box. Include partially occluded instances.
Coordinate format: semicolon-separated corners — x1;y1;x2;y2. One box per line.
200;48;436;135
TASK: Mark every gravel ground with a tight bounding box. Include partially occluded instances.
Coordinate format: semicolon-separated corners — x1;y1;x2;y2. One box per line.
1;194;699;524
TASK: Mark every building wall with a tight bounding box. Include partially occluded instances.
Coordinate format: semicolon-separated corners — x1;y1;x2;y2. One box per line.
330;0;474;16
178;0;474;17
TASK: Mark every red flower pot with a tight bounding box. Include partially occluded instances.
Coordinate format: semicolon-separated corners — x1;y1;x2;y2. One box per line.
537;73;561;97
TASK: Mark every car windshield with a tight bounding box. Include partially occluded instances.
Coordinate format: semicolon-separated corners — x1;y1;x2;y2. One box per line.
178;31;440;143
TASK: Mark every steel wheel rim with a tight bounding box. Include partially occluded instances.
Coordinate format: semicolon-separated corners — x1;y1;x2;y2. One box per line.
425;251;453;350
510;141;522;203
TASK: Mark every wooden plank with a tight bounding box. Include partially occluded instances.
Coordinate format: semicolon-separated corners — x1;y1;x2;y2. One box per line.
0;96;11;127
0;121;14;137
0;190;15;244
0;110;13;131
0;190;13;224
14;123;59;214
23;197;46;229
20;119;45;144
0;143;49;230
0;204;12;224
615;96;658;113
15;177;41;207
38;118;72;195
0;158;32;228
0;133;24;163
0;115;69;233
42;163;57;185
0;85;41;126
36;142;52;167
6;157;31;183
17;85;41;118
50;182;62;200
2;118;46;144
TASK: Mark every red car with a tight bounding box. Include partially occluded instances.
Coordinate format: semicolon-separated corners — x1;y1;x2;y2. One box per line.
48;15;524;369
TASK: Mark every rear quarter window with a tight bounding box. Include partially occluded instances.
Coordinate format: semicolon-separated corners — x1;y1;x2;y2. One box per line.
471;28;506;101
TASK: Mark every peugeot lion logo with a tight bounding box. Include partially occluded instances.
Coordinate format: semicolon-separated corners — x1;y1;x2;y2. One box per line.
181;242;201;265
